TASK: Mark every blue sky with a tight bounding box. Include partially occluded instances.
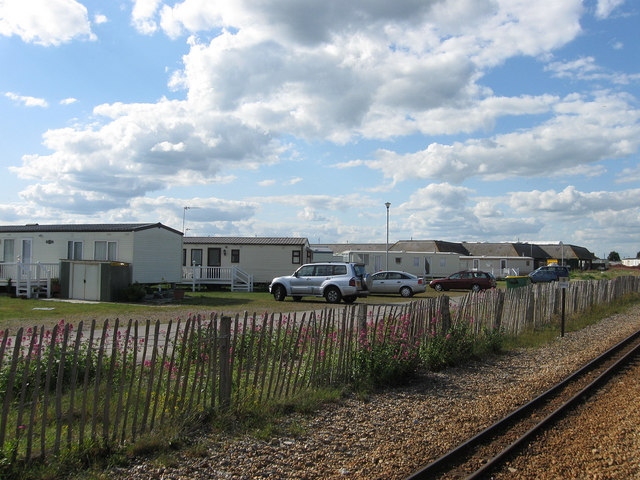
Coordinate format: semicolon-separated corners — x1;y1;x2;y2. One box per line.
1;0;639;259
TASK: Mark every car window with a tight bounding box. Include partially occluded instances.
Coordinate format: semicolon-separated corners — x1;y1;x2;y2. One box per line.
332;265;347;275
462;272;473;279
315;265;332;276
353;264;367;277
387;272;402;280
451;273;461;279
297;265;315;277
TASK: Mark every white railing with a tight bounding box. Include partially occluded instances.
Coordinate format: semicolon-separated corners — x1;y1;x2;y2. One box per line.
1;262;59;298
181;265;254;292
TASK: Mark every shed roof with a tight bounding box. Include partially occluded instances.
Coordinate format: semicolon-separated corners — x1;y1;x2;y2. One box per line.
185;236;309;246
0;223;182;235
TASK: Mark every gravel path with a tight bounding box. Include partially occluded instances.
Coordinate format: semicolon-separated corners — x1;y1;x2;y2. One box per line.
105;304;640;480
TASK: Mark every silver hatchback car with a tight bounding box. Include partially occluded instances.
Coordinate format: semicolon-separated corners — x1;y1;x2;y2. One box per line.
367;271;426;297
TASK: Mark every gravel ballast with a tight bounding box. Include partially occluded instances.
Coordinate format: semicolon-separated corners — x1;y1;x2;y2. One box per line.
105;304;640;480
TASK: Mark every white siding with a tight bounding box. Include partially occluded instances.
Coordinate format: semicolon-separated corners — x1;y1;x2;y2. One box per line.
182;242;308;283
132;227;183;283
459;256;533;278
0;231;135;264
344;250;463;278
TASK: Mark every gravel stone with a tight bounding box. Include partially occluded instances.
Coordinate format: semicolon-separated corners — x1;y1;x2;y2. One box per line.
104;304;640;480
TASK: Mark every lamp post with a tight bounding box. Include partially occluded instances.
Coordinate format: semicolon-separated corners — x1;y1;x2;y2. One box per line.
385;202;391;270
182;206;191;234
560;241;564;266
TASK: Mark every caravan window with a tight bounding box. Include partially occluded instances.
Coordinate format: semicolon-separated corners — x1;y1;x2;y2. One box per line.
67;241;83;260
191;249;203;266
95;241;117;261
3;239;14;262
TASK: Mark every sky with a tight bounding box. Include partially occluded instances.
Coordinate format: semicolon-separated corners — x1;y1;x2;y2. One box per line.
1;0;639;259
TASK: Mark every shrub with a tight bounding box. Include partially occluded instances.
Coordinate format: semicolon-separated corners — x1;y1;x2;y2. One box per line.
123;282;147;302
353;314;421;389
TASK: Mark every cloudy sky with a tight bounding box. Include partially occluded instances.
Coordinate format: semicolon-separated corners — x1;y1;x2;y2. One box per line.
1;0;639;258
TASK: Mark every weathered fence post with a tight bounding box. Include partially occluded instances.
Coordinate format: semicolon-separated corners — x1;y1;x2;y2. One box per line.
219;316;232;409
357;304;367;333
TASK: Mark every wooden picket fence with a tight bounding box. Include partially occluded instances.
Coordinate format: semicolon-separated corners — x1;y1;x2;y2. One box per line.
0;276;638;464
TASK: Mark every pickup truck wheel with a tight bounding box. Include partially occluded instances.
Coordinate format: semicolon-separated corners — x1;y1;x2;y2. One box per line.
400;286;413;298
272;284;286;301
324;287;342;304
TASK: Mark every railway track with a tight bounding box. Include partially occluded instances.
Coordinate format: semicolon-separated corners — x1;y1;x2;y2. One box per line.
405;328;640;480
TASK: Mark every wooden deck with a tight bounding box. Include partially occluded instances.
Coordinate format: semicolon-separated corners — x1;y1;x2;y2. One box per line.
180;265;254;292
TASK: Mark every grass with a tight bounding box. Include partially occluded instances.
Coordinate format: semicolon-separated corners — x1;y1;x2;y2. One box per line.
503;290;640;350
0;287;464;332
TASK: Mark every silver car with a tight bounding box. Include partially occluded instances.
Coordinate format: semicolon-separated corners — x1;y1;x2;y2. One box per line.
367;271;426;297
269;262;369;304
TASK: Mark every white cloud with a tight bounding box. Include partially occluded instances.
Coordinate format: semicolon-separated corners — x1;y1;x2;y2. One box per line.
258;179;276;187
595;0;625;19
131;0;162;34
506;186;640;217
0;0;95;46
10;98;285;212
364;92;640;185
60;97;77;105
546;56;640;85
94;14;108;25
5;92;48;107
161;0;583;142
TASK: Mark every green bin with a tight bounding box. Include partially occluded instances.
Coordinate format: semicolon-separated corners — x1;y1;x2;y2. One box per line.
506;275;531;289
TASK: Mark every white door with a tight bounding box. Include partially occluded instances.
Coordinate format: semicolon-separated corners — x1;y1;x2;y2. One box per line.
71;263;100;300
21;238;32;263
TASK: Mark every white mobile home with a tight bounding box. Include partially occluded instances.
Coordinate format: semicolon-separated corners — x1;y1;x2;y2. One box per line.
342;249;463;279
182;236;311;285
459;256;534;279
0;223;183;289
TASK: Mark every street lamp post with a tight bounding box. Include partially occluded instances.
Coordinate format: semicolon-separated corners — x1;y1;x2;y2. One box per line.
182;206;191;234
385;202;391;270
560;241;564;266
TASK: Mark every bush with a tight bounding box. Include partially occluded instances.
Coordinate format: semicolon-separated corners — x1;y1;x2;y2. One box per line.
122;282;147;302
420;320;503;371
353;314;421;389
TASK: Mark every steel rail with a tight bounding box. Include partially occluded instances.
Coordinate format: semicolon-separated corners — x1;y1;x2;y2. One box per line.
405;328;640;480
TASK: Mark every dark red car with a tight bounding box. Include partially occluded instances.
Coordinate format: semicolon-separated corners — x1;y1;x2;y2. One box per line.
429;270;496;292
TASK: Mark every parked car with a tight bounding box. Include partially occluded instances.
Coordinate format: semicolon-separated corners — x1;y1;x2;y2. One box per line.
429;271;496;292
528;265;570;283
269;262;369;304
366;271;426;297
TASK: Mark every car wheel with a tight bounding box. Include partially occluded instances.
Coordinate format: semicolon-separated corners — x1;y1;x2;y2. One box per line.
400;286;413;298
343;295;357;304
272;284;286;301
471;284;481;292
292;296;302;302
434;284;444;292
324;287;342;304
